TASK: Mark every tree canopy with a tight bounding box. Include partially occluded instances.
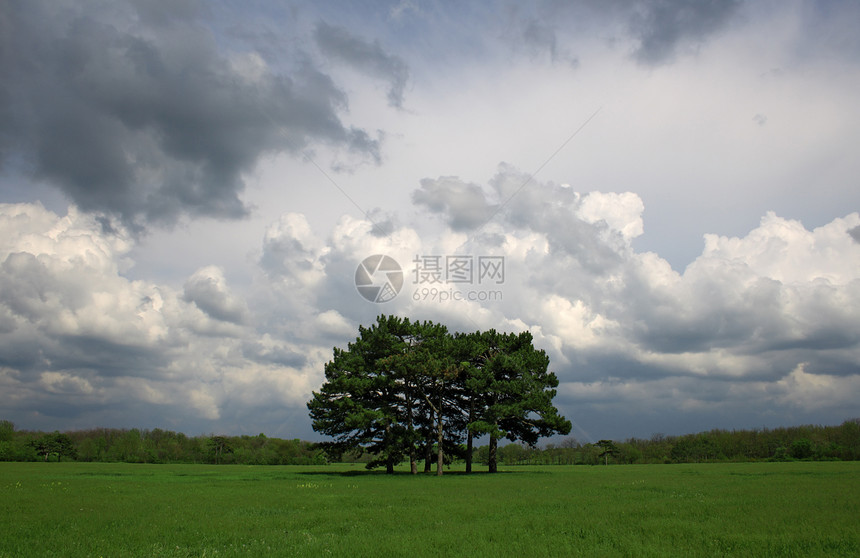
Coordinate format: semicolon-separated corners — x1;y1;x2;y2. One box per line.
307;315;571;474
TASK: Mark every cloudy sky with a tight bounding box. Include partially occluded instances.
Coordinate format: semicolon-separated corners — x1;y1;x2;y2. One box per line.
1;0;859;442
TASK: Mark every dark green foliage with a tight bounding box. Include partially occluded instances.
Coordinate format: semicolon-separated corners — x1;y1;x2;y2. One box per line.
0;420;14;442
791;438;813;459
0;426;323;465
473;419;860;465
1;419;858;467
30;432;77;462
457;329;571;472
307;315;452;473
308;316;571;473
596;440;619;465
209;436;233;464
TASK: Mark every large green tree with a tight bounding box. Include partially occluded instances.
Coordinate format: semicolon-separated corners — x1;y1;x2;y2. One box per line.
307;315;450;473
308;317;571;474
464;330;572;473
376;318;453;474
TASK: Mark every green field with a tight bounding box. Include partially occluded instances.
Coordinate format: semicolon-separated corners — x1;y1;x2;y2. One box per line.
1;462;857;557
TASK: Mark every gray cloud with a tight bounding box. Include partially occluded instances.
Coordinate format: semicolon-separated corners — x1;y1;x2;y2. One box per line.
183;267;248;325
131;0;203;27
51;334;172;377
521;19;579;67
412;176;498;231
413;165;631;272
0;202;323;433
520;0;742;67
314;21;409;108
629;0;742;65
3;1;859;442
241;340;307;369
0;1;380;230
407;165;860;404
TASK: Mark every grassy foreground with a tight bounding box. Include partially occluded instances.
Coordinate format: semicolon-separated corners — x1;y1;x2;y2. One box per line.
1;461;857;557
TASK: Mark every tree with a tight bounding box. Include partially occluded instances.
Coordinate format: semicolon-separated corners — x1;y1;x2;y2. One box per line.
790;438;813;460
308;317;570;475
450;331;486;473
209;436;233;464
308;315;445;473
596;440;618;465
0;420;14;442
452;329;571;473
30;432;76;462
376;319;457;475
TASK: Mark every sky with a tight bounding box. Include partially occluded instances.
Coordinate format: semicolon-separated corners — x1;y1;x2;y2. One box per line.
1;0;859;443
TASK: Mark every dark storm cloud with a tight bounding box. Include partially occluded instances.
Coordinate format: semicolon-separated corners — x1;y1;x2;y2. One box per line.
629;0;742;65
51;334;172;377
526;0;742;66
0;1;380;229
0;328;169;379
313;21;409;108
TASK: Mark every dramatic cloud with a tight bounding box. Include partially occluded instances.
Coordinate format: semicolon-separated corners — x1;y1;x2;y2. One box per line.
1;1;858;441
2;172;859;437
0;1;381;229
261;165;860;436
314;22;409;108
504;0;743;68
0;203;323;433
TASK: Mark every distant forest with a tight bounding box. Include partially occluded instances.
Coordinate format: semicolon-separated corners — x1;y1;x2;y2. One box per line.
1;419;858;466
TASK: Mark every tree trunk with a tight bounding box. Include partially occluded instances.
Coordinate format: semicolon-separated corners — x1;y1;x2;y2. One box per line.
436;404;444;476
466;430;473;474
385;423;394;474
407;390;417;474
489;435;498;473
424;438;432;473
465;398;474;473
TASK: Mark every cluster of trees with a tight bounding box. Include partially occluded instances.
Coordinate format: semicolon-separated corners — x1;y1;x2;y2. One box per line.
0;421;323;465
471;420;860;465
307;315;572;474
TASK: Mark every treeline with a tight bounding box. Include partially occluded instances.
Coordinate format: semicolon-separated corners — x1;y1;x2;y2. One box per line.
472;420;860;465
0;420;324;465
3;419;858;467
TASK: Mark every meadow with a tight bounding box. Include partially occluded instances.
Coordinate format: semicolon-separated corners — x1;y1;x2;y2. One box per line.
1;461;857;557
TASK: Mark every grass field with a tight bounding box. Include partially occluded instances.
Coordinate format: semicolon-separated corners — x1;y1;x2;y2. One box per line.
1;461;857;557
